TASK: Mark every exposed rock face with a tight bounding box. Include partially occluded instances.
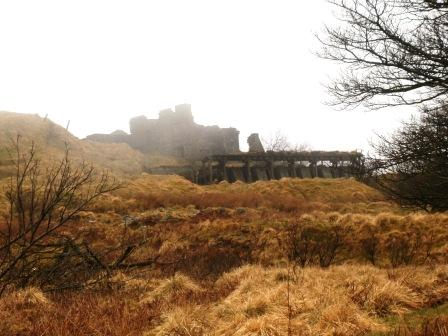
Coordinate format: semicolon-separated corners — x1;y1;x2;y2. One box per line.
247;133;265;153
86;104;240;160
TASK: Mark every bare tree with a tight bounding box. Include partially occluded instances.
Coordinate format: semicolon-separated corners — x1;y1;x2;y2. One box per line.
318;0;448;109
263;130;311;152
0;137;121;294
366;104;448;212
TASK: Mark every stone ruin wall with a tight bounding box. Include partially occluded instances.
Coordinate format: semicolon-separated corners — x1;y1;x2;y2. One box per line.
86;104;363;183
86;104;241;160
198;151;364;184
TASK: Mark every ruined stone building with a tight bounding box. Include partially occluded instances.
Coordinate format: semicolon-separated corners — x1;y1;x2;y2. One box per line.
86;104;240;160
200;151;364;184
86;104;363;183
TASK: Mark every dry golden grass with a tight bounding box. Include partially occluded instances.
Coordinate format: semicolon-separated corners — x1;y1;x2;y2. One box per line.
139;273;204;306
3;265;447;336
106;272;153;293
146;304;212;336
1;142;448;335
0;111;149;176
402;316;448;336
91;173;398;215
40;292;156;336
0;287;53;335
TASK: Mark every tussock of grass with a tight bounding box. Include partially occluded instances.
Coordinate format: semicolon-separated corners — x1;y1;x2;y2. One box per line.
2;265;448;335
107;272;153;293
147;305;212;336
1;287;50;308
146;265;448;336
230;313;309;336
247;265;443;334
0;287;52;335
93;174;398;215
317;302;383;336
215;265;266;293
1;135;448;336
139;273;203;306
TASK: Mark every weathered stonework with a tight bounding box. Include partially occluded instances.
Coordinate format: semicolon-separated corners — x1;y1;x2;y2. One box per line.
199;151;364;184
247;133;265;153
86;104;240;160
86;103;364;184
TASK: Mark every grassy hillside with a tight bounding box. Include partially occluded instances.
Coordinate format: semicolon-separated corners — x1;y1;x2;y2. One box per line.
0;116;447;335
0;111;153;176
0;111;148;176
2;173;448;335
102;174;397;215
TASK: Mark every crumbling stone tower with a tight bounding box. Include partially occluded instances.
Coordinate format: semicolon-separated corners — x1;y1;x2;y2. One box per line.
87;104;241;160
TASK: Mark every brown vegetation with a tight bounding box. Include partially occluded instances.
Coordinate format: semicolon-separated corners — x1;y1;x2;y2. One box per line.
0;111;148;176
1;265;448;336
0;168;447;335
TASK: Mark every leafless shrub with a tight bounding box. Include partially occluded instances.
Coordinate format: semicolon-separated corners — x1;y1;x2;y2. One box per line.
385;230;422;268
0;137;121;295
286;221;342;268
359;224;381;265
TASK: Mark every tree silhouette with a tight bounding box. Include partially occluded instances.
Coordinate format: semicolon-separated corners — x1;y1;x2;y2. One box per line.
0;138;120;294
367;105;448;211
319;0;448;109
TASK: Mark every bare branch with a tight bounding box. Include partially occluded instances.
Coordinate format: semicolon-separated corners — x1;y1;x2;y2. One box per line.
0;138;122;295
318;0;448;109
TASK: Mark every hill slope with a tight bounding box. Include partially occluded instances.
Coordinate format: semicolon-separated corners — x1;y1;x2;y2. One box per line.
2;173;448;336
107;173;395;215
0;111;147;176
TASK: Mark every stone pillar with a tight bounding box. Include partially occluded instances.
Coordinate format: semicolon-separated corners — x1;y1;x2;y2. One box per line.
267;160;274;180
331;160;338;178
221;160;228;181
193;167;199;184
289;161;296;178
209;161;213;183
310;161;317;178
245;161;252;183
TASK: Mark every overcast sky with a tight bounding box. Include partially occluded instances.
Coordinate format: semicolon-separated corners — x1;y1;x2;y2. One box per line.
0;0;415;153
